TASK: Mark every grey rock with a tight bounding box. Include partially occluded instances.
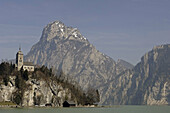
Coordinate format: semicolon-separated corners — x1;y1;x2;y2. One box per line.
25;21;128;90
117;59;134;70
101;44;170;105
0;75;73;106
24;20;169;105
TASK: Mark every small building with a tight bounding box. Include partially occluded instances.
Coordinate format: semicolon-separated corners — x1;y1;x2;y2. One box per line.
45;103;52;107
23;62;34;71
63;101;76;107
16;47;34;71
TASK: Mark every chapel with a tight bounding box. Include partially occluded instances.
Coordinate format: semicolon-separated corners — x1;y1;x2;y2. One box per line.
16;47;34;71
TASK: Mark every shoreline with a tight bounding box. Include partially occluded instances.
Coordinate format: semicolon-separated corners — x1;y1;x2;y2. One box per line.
1;105;169;109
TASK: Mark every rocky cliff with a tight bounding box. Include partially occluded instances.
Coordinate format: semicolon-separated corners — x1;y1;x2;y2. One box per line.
0;74;74;106
116;59;134;74
0;62;100;106
100;44;170;105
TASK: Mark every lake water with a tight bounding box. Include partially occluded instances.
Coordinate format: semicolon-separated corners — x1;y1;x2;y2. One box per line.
0;106;169;113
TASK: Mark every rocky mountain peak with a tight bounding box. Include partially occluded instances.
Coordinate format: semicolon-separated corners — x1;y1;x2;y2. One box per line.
25;20;136;104
140;44;170;67
40;20;88;43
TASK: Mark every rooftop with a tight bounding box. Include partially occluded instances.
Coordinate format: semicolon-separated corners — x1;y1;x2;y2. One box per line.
23;62;34;66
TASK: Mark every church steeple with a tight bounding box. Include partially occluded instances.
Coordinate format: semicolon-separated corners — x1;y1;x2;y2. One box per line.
16;45;23;71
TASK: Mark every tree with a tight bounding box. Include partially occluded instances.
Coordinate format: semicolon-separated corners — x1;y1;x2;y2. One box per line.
15;75;21;89
96;89;100;102
86;87;100;105
14;74;27;105
23;70;29;81
0;62;10;75
49;68;53;76
3;76;9;86
10;62;15;73
20;67;24;76
13;91;22;105
15;74;26;89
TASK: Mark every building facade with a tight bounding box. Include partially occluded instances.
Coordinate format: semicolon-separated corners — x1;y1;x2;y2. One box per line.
16;48;34;71
16;48;24;71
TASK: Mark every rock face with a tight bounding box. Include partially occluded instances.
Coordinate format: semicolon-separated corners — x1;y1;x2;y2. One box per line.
0;75;73;106
100;44;170;105
0;76;17;102
116;59;134;74
23;78;72;106
25;21;130;90
116;59;134;70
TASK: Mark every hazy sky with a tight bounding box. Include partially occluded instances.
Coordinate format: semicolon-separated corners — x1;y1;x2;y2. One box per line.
0;0;170;65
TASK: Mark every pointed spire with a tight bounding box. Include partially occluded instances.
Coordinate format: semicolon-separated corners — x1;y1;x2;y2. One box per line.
19;44;21;51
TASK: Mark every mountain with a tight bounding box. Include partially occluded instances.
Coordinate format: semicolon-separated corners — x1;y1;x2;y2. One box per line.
100;44;170;105
25;21;130;90
116;59;134;74
117;59;134;70
24;20;133;105
24;20;169;105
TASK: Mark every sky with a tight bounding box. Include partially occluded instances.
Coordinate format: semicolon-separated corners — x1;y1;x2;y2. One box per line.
0;0;170;65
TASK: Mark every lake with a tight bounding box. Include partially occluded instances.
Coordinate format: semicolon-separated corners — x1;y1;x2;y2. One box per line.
0;106;169;113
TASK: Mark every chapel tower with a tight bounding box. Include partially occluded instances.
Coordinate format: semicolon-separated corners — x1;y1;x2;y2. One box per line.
16;47;23;71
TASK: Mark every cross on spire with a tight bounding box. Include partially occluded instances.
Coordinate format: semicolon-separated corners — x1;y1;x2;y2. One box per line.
19;44;21;51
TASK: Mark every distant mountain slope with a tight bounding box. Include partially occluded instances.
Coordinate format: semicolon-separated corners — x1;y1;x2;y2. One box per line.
116;59;134;74
117;59;134;69
100;44;170;105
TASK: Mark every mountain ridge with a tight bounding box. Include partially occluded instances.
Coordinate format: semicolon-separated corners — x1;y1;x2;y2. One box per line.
24;20;169;105
100;44;170;105
25;20;131;90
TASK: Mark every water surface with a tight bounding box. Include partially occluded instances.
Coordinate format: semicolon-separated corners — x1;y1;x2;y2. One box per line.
0;106;169;113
